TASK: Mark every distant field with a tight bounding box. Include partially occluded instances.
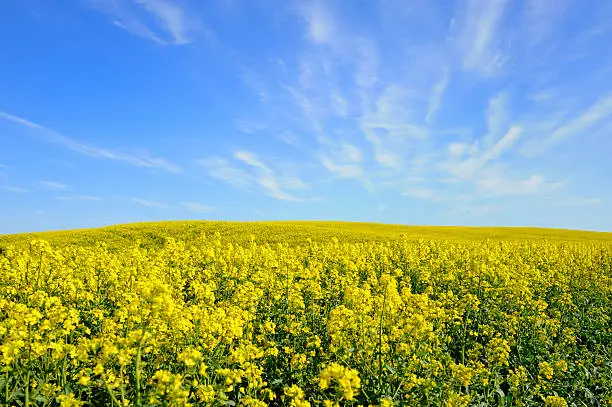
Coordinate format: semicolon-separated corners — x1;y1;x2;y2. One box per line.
2;220;612;248
2;221;612;405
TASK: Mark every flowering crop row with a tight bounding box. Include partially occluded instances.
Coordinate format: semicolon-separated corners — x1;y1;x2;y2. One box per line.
1;232;611;406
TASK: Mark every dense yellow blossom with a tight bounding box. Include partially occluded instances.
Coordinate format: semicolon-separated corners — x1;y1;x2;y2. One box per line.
318;363;361;400
544;395;568;407
0;225;611;405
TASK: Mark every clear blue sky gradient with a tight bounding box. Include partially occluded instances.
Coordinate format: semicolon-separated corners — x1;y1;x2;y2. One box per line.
1;0;611;233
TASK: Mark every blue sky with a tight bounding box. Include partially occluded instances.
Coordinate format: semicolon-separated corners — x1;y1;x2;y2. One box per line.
1;0;611;233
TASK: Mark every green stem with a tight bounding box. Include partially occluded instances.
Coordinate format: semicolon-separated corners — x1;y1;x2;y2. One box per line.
135;330;147;407
461;311;469;365
25;370;30;407
120;366;127;406
378;286;388;395
104;378;121;407
285;265;290;312
61;356;67;389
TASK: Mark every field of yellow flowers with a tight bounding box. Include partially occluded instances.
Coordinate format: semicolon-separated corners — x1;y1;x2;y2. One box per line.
1;222;611;406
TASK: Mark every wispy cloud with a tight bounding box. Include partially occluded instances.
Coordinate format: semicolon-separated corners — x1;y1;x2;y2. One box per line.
477;174;560;196
425;68;451;124
40;181;68;190
522;0;568;47
485;92;510;146
1;185;28;194
448;142;469;157
55;195;103;201
442;204;503;218
235;119;267;134
91;0;201;45
454;0;509;75
534;95;612;154
550;197;603;208
0;112;181;173
234;151;306;201
233;0;610;222
201;151;307;201
296;1;339;46
403;188;446;202
200;157;252;190
354;38;379;89
180;201;213;213
447;126;523;180
483;125;523;161
130;197;167;208
318;143;366;181
319;157;364;180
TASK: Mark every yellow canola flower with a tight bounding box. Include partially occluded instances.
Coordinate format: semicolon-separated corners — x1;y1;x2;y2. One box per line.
178;347;202;368
0;230;610;406
318;363;361;401
544;396;568;407
57;393;84;407
486;337;511;367
539;362;554;380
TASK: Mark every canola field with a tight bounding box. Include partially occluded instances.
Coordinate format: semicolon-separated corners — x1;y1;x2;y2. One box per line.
1;222;612;406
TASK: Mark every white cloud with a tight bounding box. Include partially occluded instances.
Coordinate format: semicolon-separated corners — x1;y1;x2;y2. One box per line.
443;204;502;217
551;197;603;207
368;85;414;128
447;126;523;180
55;195;103;201
234;151;305;201
477;174;550;196
1;185;28;194
92;0;200;45
112;20;166;45
318;141;367;180
241;69;273;103
0;112;44;130
130;198;167;208
202;152;306;201
374;150;401;169
483;125;523;160
455;0;509;75
522;0;568;47
282;176;308;191
40;181;68;190
234;0;607;214
320;157;364;180
362;85;429;147
297;1;338;46
181;201;213;213
136;0;194;43
403;188;445;202
538;95;612;153
485;92;510;146
256;178;302;201
448;142;468;157
233;151;268;171
200;157;252;190
330;90;349;117
425;68;450;124
338;143;363;163
354;38;379;89
0;111;181;173
235;120;266;134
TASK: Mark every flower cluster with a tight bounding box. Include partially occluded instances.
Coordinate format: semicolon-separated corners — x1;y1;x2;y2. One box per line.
0;230;610;406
